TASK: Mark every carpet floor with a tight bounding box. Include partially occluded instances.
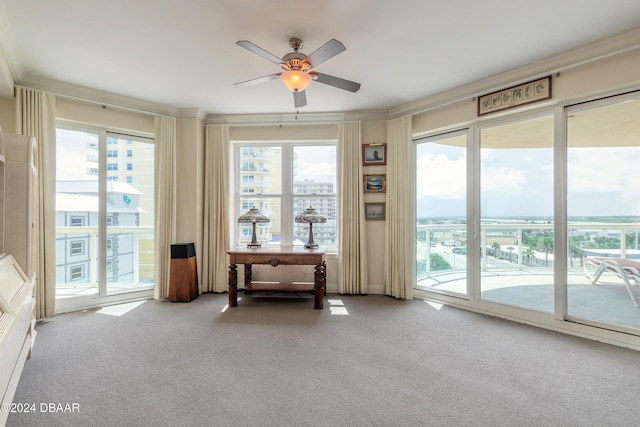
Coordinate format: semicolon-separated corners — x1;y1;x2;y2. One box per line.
7;293;640;426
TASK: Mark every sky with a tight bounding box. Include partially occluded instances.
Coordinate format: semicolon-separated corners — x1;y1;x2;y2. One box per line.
293;145;337;185
416;142;640;219
57;128;640;220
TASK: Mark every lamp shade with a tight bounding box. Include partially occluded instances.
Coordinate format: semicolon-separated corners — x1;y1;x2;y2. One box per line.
295;207;326;249
295;207;327;224
238;208;270;248
238;207;270;224
280;70;312;92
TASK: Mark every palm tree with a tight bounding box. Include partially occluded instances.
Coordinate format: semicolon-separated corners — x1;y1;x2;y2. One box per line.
568;243;582;268
523;247;536;266
541;236;554;267
491;242;501;259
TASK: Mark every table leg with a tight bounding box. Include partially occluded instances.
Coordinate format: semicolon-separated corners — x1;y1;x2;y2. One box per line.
322;261;327;296
228;263;238;307
314;263;325;309
243;264;253;294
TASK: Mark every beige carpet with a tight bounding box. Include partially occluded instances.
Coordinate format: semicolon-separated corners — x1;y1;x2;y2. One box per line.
7;293;640;426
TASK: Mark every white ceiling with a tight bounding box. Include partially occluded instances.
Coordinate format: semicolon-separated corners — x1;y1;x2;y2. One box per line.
1;0;640;117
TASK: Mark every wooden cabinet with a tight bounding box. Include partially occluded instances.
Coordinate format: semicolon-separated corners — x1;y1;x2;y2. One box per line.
169;243;199;302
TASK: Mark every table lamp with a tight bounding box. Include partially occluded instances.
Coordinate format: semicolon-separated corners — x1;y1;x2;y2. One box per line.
237;208;270;248
295;207;326;249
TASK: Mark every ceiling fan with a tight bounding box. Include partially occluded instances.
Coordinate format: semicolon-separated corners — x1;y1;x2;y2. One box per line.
234;37;361;108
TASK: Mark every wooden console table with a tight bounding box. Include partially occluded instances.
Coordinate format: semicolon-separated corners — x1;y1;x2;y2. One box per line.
226;246;326;309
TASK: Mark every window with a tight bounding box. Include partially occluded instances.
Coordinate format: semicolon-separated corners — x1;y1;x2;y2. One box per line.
234;143;337;248
56;126;155;311
127;149;133;157
127;163;133;171
70;241;85;256
70;265;85;281
70;216;84;227
127;176;133;184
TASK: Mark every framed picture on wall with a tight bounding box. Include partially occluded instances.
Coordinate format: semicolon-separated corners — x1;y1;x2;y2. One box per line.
362;143;387;166
365;203;385;220
364;174;386;193
477;75;552;116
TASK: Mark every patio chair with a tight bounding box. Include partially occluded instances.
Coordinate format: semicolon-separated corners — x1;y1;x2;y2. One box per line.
583;257;640;308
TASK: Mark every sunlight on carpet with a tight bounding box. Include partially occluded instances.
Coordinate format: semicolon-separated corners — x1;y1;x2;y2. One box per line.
96;300;147;317
424;300;444;310
328;299;349;315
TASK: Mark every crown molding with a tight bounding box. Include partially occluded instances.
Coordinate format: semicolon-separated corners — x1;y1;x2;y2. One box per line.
205;108;389;126
0;0;22;80
178;107;207;121
0;1;18;97
389;28;640;119
205;111;346;126
0;42;13;97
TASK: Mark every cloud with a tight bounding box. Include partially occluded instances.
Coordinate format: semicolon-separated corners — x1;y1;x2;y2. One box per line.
416;152;466;200
568;147;637;197
481;166;528;195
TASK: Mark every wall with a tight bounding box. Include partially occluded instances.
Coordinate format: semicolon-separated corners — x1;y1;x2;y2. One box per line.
56;98;154;133
412;48;640;136
0;96;15;133
361;119;387;293
176;113;205;286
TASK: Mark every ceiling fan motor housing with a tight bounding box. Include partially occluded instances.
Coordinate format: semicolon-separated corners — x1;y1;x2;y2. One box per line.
282;51;311;71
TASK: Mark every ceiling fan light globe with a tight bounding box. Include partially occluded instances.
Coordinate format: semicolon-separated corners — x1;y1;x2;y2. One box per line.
280;70;312;92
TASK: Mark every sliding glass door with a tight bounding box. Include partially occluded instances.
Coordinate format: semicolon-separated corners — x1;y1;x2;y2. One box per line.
414;90;640;339
415;131;468;297
479;115;554;312
55;126;154;312
566;94;640;333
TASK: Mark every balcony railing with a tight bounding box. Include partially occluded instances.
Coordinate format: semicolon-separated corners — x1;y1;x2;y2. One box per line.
55;226;154;298
417;221;640;332
417;222;640;279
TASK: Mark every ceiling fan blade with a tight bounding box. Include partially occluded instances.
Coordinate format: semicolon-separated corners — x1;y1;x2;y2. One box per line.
304;39;346;68
312;72;361;93
293;90;307;108
236;40;283;65
234;73;281;88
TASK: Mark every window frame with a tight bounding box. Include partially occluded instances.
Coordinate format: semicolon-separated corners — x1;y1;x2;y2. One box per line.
233;140;338;250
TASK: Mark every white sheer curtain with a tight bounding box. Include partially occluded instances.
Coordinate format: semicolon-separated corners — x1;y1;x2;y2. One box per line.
15;86;56;318
153;115;176;300
338;121;368;294
384;115;414;299
202;125;230;293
